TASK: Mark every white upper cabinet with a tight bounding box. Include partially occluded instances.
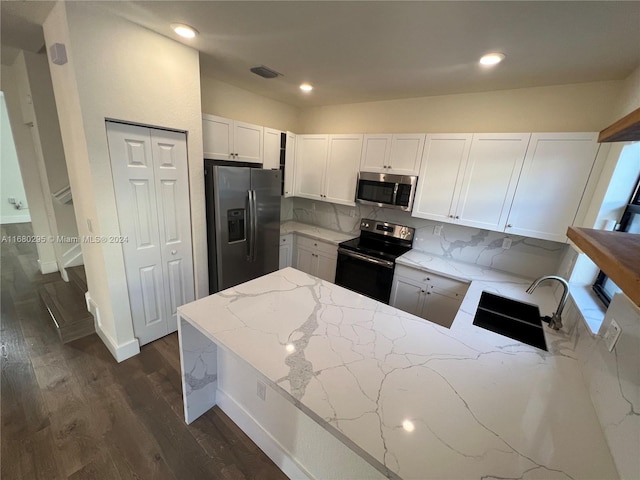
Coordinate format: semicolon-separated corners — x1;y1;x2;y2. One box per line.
295;135;329;200
263;127;282;170
455;133;530;231
202;114;263;163
325;134;363;205
360;134;425;175
505;133;599;242
413;133;530;231
283;132;296;198
412;134;472;223
295;134;363;206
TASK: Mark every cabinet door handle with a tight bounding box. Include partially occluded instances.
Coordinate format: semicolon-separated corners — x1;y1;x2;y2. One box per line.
449;215;454;218
455;216;459;219
171;250;177;255
506;224;512;228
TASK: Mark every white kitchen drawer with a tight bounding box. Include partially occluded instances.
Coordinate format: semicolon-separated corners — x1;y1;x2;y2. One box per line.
296;235;338;258
395;264;468;296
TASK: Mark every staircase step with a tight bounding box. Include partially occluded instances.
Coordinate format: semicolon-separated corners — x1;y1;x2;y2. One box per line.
66;265;87;293
39;280;95;343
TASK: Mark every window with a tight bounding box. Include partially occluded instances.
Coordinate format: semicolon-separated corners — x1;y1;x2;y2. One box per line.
592;176;640;306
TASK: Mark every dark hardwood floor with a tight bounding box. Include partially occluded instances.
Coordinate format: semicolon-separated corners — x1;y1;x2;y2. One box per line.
1;223;288;480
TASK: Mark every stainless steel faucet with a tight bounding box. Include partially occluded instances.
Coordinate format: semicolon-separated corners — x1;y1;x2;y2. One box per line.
526;275;569;330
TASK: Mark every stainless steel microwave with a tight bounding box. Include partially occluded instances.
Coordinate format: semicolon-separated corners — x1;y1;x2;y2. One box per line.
355;172;418;211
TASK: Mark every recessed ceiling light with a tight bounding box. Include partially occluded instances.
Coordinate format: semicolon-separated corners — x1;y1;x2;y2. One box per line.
171;23;198;39
300;83;313;92
479;53;505;66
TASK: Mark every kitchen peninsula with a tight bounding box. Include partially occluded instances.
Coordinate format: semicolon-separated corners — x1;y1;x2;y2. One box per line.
177;267;617;479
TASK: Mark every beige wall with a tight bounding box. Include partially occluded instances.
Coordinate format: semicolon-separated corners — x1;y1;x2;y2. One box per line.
44;2;206;361
201;75;299;132
610;64;640;121
298;80;622;134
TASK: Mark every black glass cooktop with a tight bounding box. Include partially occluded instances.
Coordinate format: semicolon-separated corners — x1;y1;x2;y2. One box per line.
338;236;412;262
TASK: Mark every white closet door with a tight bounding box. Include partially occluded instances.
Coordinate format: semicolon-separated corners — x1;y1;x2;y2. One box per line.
107;122;194;346
151;130;195;335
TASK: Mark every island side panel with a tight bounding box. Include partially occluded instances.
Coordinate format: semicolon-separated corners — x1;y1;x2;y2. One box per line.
178;315;218;424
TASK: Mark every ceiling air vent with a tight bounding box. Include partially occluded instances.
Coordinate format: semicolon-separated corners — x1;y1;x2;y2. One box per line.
250;65;282;79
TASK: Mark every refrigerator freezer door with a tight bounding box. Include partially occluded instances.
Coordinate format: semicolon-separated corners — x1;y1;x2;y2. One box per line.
250;169;281;275
214;166;254;290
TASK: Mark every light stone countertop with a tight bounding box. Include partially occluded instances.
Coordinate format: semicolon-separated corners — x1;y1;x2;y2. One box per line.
178;264;618;480
280;220;356;245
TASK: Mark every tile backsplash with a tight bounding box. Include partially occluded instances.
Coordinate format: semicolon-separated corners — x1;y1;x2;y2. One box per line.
287;197;567;279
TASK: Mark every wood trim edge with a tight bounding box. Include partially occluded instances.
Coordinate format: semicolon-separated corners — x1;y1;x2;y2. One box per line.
598;106;640;143
567;227;640;307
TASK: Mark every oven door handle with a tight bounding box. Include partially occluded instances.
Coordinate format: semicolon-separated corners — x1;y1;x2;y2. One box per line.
338;248;394;269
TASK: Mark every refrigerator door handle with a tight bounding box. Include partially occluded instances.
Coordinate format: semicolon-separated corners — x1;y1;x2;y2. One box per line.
246;190;254;261
251;189;258;262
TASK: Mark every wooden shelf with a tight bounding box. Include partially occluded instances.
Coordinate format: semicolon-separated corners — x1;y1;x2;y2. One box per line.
598;106;640;143
567;227;640;307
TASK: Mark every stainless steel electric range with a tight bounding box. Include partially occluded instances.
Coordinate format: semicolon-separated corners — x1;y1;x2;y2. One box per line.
334;219;414;304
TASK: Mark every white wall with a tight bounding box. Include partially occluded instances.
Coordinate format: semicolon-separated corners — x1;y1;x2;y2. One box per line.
201;75;299;132
12;50;80;274
0;92;31;224
44;2;205;361
298;80;621;134
1;66;58;272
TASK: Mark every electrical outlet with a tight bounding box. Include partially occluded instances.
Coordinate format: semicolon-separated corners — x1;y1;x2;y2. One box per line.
433;225;443;236
502;237;512;249
256;380;266;401
350;209;356;218
8;197;15;205
312;203;316;211
604;319;622;352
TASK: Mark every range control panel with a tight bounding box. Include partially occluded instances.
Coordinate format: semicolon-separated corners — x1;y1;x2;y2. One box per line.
360;219;415;241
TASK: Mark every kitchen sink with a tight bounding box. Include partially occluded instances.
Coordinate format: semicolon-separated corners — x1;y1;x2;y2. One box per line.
473;291;547;351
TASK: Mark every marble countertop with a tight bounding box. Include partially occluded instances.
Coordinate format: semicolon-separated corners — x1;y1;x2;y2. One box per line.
178;265;617;480
280;221;356;245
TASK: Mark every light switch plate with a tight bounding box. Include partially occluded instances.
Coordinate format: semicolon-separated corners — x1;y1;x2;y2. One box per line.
502;237;512;249
604;319;622;352
433;225;443;236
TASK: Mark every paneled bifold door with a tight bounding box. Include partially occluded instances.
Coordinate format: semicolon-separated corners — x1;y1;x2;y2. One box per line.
107;122;194;346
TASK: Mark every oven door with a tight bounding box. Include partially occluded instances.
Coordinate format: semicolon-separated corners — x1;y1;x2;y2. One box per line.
335;248;395;304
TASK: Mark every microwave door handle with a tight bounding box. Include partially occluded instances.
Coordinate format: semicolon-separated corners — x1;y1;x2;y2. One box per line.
391;183;399;205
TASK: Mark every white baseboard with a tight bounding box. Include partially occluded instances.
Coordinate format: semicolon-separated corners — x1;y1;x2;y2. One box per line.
85;292;140;363
62;243;83;268
38;258;59;274
0;214;32;224
216;389;311;480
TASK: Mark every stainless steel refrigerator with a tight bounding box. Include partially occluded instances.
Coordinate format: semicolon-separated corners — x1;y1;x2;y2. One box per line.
204;162;281;294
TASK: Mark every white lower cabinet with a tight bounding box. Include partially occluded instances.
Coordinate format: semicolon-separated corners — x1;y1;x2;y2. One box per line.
390;265;468;328
279;234;293;269
293;235;338;283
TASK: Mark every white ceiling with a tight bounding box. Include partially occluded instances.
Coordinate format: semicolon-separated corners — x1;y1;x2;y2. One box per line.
2;1;640;107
